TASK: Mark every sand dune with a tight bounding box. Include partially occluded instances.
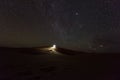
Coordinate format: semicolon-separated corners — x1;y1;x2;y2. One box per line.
0;47;120;80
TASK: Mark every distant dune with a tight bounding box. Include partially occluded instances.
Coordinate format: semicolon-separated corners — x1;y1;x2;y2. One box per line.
0;47;43;55
0;46;119;55
0;46;91;55
56;47;90;55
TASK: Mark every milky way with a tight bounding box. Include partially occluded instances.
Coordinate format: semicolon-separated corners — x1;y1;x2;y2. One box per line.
0;0;119;52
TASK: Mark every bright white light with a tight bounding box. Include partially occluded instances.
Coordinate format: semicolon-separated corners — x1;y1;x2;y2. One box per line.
52;45;56;49
49;44;56;51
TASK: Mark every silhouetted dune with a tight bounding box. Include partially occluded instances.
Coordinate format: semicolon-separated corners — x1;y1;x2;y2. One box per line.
0;46;119;56
0;47;45;55
56;47;90;55
0;46;91;55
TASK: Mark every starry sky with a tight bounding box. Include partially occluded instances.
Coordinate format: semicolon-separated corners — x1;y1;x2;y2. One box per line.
0;0;120;53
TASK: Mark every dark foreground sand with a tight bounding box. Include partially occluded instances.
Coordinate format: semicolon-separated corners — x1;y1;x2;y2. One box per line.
0;47;120;80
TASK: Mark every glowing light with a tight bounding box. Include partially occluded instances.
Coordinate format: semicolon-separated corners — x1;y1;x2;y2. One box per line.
52;45;56;49
49;44;56;52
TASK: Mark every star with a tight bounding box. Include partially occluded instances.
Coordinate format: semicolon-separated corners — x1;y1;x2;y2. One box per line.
75;12;79;15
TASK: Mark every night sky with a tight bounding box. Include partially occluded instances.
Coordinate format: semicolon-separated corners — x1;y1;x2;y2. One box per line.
0;0;120;53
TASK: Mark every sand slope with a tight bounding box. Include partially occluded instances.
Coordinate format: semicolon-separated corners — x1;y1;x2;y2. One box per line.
0;47;120;80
